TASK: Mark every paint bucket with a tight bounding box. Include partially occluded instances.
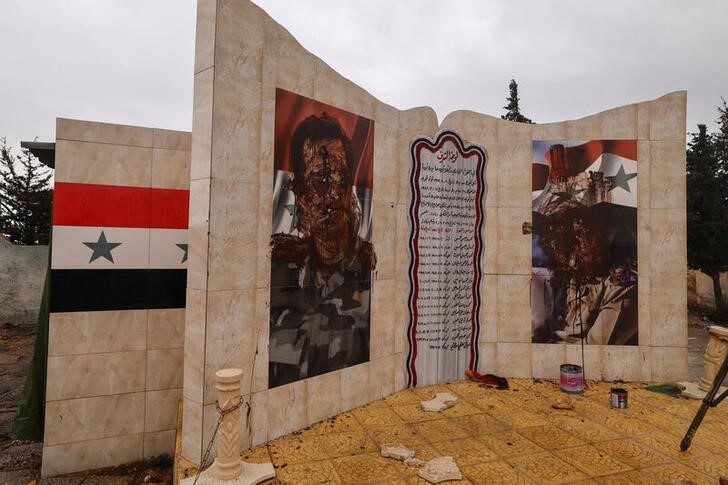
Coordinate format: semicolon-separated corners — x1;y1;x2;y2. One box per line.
611;388;628;408
559;364;584;394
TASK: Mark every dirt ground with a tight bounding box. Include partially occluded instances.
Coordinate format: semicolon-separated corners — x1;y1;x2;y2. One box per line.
0;313;724;484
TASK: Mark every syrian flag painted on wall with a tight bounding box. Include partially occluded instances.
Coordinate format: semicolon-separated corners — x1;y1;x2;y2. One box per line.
50;182;189;312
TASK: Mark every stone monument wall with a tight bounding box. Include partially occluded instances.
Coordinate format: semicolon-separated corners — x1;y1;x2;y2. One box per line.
41;119;190;476
184;0;686;464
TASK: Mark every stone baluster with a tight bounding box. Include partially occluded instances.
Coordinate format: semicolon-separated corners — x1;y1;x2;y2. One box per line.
699;326;728;392
214;368;243;481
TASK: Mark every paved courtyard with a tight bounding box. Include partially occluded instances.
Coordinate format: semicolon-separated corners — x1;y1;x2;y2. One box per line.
181;378;728;484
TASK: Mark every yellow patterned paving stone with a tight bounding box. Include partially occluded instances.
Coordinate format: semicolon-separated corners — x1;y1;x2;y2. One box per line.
637;463;714;484
516;425;587;451
438;400;483;418
391;403;443;424
507;451;587;484
450;413;510;438
333;452;403;483
633;429;711;462
317;430;379;458
550;415;621;443
463;393;503;412
446;380;492;398
406;475;472;485
274;458;342;485
478;430;545;458
307;412;364;435
366;423;427;449
431;437;499;467
552;445;632;477
571;396;614;417
384;389;422;407
267;434;329;466
412;384;458;400
690;426;728;453
387;443;440;479
460;460;534;485
596;470;665;484
413;418;470;443
594;439;671;469
682;453;728;479
595;413;653;435
241;444;272;463
352;406;406;428
488;406;550;428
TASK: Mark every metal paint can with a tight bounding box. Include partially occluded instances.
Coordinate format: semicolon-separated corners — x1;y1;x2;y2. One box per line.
611;388;628;408
559;364;584;394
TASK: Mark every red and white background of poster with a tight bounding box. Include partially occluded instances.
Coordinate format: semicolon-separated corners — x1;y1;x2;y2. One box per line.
406;131;487;387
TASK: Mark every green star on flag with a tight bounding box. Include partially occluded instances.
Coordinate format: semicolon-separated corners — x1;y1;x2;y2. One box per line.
176;243;189;263
83;230;122;263
607;164;637;193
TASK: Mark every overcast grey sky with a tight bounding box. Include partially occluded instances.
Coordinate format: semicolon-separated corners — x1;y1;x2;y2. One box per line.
1;0;727;151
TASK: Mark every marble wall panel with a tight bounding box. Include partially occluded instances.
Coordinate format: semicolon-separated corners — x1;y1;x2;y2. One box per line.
565;345;602;381
369;354;396;402
203;289;257;404
481;205;498;275
42;434;143;477
267;380;308;440
495;342;531;378
478;274;498;343
252;288;271;393
372;201;397;281
194;0;216;74
649;92;687;141
191;68;214;181
650;346;688;382
54;140;152;187
214;0;264;81
598;104;638;139
313;64;376;123
531;344;566;380
565;112;602;141
373;123;399;205
340;362;371;412
440;111;498;145
495;140;531;209
207;180;259;291
44;393;145;446
274;24;315;98
637;141;651;278
650;209;687;280
182;397;203;461
146;348;184;391
638;276;651;347
650;281;688;348
143;430;176;459
255;86;276;290
639;346;652;382
249;391;269;448
477;342;497;374
153;128;191;151
147;308;185;350
151;148;191;189
48;310;147;356
649;140;686;209
396;107;439;205
497;119;534;141
306;372;341;426
496;207;531;275
602;346;641;382
184;288;206;403
56;118;153;147
370;278;396;360
496;275;531;343
637;102;651;140
532;122;566;141
210;74;263;184
46;351;145;401
394;354;407;392
145;388;183;432
394;278;410;355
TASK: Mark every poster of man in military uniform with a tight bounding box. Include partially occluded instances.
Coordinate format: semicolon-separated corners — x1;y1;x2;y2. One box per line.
269;88;376;388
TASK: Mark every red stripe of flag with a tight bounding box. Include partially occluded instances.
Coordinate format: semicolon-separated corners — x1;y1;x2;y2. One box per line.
53;182;189;229
544;139;637;181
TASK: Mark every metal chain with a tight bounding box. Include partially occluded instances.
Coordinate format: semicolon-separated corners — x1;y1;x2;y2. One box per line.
192;396;247;485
